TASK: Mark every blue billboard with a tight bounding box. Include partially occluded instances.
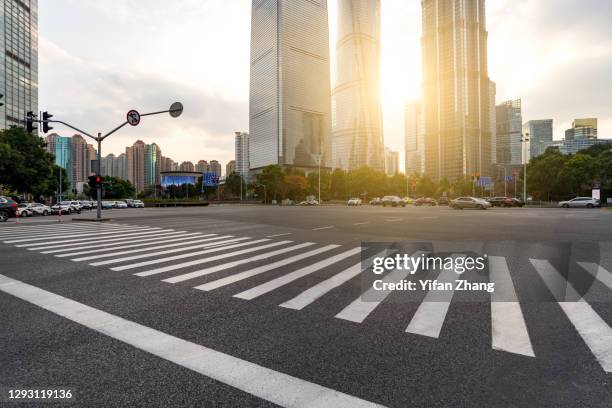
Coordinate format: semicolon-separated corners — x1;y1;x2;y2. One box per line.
161;174;198;188
203;172;219;187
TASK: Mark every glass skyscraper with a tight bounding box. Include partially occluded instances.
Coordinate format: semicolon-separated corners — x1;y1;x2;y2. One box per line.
332;0;384;171
496;99;523;165
523;119;553;159
422;0;492;180
0;0;38;129
249;0;332;171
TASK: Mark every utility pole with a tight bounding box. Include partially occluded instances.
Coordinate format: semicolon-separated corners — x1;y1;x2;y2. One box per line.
521;132;530;202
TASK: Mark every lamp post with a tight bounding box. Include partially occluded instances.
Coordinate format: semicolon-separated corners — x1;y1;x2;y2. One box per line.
521;132;530;202
35;102;183;220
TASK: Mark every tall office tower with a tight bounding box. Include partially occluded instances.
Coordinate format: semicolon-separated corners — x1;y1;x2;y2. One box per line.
115;153;128;181
226;160;236;176
144;143;161;187
195;160;209;173
249;0;332;171
161;156;177;172
0;0;38;129
405;100;425;175
384;147;399;175
45;134;72;186
566;118;598;140
422;0;492;180
523;119;552;159
86;144;97;175
209;160;222;178
573;118;597;131
495;100;522;165
489;80;497;164
235;131;249;179
332;0;384;171
127;140;146;193
101;154;116;177
179;161;194;172
44;133;59;155
71;135;88;187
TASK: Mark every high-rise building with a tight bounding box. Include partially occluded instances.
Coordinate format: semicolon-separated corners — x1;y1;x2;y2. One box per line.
565;119;598;141
86;144;97;175
422;0;492;180
127;140;146;193
573;118;597;131
71;135;88;187
195;160;209;173
209;160;222;178
489;81;497;164
144;143;161;187
523;119;553;159
101;154;115;177
249;0;332;171
405;100;425;175
114;153;128;181
332;0;384;171
384;147;399;176
235;131;249;179
179;161;194;172
496;100;523;165
0;0;38;130
226;160;236;176
45;133;72;187
161;156;177;172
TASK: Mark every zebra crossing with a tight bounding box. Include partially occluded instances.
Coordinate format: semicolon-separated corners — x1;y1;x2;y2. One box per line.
1;221;611;373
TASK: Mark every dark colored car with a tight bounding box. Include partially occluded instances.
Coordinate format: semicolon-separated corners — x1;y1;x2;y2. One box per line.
0;196;18;221
381;196;406;207
437;197;450;206
487;196;515;207
415;197;437;206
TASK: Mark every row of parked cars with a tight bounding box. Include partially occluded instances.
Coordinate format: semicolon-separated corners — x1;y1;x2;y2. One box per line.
347;195;526;209
0;197;145;221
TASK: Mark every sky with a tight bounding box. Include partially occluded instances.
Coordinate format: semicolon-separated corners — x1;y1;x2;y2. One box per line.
39;0;612;172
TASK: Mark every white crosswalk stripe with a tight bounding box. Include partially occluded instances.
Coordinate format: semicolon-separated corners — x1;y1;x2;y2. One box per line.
577;262;612;291
89;236;244;266
0;222;130;234
51;232;204;256
33;229;182;251
489;256;535;357
4;225;157;244
531;258;612;373
233;247;362;301
404;255;462;338
131;240;292;275
71;235;227;261
162;242;316;284
194;245;341;292
335;251;425;324
0;223;141;239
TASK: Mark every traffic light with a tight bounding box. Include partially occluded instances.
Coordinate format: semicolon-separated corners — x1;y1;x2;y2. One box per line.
88;175;102;190
0;93;3;107
26;111;35;133
42;111;53;133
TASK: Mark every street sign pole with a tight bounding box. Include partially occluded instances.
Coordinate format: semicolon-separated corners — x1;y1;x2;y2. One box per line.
96;133;102;220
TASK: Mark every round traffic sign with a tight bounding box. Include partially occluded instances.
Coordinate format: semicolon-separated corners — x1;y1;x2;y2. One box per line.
169;102;183;118
127;110;141;126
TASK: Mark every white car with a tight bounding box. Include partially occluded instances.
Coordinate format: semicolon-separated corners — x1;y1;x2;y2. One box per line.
347;198;362;206
298;199;319;206
16;204;33;217
131;200;145;208
558;197;601;208
113;201;128;209
26;203;52;216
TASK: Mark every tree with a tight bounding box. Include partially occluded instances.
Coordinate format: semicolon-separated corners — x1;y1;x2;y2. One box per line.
101;176;135;199
224;172;244;198
284;174;309;200
256;165;285;202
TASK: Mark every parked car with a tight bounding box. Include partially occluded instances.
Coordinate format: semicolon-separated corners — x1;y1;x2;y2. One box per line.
451;197;492;210
17;203;34;217
381;196;406;207
51;202;73;215
558;197;601;208
415;197;438;206
369;197;382;206
78;200;92;210
113;201;128;209
0;196;18;221
347;198;362;206
298;199;319;206
26;203;52;216
101;201;114;209
437;197;450;206
131;199;145;208
123;199;135;207
403;197;414;205
487;196;516;207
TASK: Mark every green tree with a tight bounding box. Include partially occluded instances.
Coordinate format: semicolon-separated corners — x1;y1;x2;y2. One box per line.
224;172;244;198
101;176;135;199
256;165;285;202
284;174;309;200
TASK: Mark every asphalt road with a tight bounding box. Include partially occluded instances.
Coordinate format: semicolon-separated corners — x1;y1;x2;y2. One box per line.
1;205;611;407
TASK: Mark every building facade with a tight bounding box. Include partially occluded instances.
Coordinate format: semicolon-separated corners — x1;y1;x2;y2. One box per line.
332;0;384;171
0;0;38;130
195;160;209;173
144;142;161;187
114;153;128;180
523;119;553;159
127;140;146;193
422;0;492;180
405;100;425;175
209;160;222;178
226;160;236;176
384;147;399;176
489;80;497;164
496;100;523;165
71;135;88;188
45;133;72;188
179;161;194;172
235;131;249;179
249;0;332;171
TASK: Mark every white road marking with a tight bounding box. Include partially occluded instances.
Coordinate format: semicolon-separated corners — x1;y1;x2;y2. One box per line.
4;226;157;244
0;223;122;237
405;256;461;338
312;226;334;231
71;235;227;261
353;222;370;226
385;218;403;222
280;251;387;311
0;223;138;239
131;240;292;276
234;247;362;301
266;233;293;238
531;259;612;373
577;262;612;291
89;236;242;266
335;251;423;323
51;233;203;256
488;256;535;357
194;245;340;292
163;243;315;284
0;274;386;408
20;228;172;249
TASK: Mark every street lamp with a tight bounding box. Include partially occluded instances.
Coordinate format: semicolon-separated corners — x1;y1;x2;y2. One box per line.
33;102;183;220
521;132;530;202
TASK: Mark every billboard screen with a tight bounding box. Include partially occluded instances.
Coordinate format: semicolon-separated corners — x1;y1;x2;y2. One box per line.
161;174;198;188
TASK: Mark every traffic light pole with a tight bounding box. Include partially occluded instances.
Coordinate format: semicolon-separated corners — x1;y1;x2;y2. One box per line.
96;134;102;220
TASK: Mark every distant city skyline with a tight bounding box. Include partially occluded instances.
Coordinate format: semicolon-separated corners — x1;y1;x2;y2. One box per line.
38;0;612;169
